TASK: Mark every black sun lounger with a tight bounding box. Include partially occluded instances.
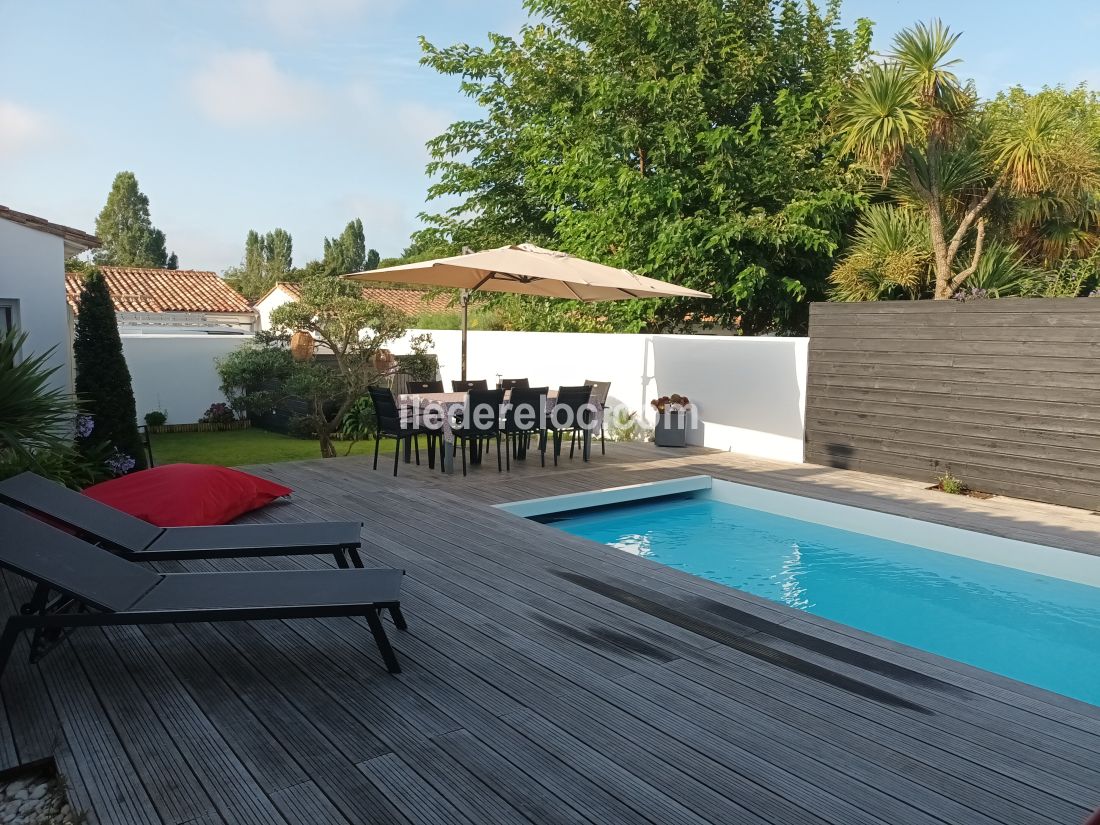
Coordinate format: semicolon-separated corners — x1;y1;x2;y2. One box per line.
0;506;406;677
0;471;365;568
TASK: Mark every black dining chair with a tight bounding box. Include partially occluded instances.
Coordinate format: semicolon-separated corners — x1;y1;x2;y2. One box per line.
498;378;530;391
452;389;505;476
502;386;548;469
451;379;488;392
368;386;439;477
547;385;595;465
584;379;612;455
406;380;444;394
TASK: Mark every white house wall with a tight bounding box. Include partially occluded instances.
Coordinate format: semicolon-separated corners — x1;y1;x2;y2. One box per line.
0;217;73;391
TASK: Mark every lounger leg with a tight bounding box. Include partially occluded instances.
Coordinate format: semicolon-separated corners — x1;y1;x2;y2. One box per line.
414;436;420;466
365;610;401;674
347;547;364;568
389;605;408;631
333;550;349;569
496;435;502;472
373;437;380;470
0;620;23;681
393;439;400;477
505;433;511;472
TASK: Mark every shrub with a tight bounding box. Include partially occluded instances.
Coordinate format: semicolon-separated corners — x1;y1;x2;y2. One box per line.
397;333;437;382
287;414;319;439
72;268;146;471
216;336;294;419
0;329;103;488
144;410;167;426
199;403;236;425
338;395;377;453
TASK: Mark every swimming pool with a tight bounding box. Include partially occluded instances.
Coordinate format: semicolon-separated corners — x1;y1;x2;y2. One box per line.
509;479;1100;706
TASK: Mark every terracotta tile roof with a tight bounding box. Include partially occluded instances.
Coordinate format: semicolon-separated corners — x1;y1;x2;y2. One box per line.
65;267;253;314
266;282;453;316
1;204;100;255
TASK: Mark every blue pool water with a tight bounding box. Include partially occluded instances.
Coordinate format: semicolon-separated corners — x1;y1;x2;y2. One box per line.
547;496;1100;705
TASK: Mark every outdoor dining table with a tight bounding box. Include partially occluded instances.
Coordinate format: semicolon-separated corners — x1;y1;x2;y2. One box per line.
398;390;564;473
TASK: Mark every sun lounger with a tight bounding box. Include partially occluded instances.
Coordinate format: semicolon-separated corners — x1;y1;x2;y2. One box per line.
0;471;365;568
0;506;405;676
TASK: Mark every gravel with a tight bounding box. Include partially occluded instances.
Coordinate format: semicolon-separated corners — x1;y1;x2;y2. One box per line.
0;771;79;825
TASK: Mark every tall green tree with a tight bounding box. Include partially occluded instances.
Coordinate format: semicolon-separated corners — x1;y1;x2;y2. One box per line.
835;20;1100;298
224;227;295;300
94;171;171;268
415;0;872;333
322;218;375;276
72;270;146;471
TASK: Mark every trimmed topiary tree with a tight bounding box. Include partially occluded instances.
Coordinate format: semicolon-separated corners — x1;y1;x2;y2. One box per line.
73;269;146;472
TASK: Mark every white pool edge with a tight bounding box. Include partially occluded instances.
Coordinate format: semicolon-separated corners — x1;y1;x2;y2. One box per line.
494;475;712;517
499;476;1100;589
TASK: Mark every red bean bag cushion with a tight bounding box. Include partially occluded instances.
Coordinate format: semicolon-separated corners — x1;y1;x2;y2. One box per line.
82;464;292;527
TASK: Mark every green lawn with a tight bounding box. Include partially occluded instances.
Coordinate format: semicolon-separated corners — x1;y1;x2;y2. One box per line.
149;428;424;467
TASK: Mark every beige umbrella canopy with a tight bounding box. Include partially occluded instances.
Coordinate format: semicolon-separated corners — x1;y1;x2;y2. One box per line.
347;243;710;378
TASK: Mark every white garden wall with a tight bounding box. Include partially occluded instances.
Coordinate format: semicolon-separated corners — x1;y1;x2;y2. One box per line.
118;328;808;462
393;330;809;463
121;333;254;425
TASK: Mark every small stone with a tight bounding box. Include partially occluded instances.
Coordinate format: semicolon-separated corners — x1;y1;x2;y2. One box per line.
29;783;47;800
13;788;29;800
6;777;29;794
60;803;71;816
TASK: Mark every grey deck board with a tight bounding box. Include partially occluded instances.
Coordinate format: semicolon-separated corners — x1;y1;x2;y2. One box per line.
2;442;1100;824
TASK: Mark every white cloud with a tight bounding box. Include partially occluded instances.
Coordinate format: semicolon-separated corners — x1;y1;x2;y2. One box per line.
248;0;392;35
0;101;51;156
188;50;325;127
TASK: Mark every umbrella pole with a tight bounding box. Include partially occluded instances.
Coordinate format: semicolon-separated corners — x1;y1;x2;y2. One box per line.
460;288;470;381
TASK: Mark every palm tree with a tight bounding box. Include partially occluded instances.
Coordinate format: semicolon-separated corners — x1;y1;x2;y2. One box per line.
836;20;1100;298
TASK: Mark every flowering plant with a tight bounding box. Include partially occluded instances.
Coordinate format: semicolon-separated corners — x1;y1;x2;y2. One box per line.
105;450;136;477
199;402;236;425
75;414;95;439
650;394;691;414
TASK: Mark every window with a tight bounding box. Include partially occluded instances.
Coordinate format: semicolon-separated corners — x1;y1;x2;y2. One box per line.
0;300;16;336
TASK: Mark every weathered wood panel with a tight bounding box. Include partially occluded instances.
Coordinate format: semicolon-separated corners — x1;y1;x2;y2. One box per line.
805;299;1100;510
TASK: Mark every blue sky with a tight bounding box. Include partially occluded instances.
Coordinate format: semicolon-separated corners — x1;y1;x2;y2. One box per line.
2;0;1097;272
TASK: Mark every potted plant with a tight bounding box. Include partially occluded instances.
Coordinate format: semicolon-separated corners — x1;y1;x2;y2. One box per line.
651;394;692;447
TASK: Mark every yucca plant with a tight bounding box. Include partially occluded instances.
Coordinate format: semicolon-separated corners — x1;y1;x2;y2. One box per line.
0;329;101;488
835;20;1100;298
830;205;932;300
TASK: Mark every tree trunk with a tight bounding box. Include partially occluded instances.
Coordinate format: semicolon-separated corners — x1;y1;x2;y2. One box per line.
318;426;336;458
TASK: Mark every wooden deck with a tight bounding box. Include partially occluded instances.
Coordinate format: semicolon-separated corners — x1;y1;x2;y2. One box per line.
3;441;1100;824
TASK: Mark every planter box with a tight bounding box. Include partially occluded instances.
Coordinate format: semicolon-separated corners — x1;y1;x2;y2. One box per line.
653;413;687;448
147;420;251;434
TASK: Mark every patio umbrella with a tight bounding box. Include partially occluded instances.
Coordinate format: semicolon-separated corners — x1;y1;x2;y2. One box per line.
346;243;710;379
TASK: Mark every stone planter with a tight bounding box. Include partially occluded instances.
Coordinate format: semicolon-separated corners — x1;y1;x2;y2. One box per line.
653;412;688;447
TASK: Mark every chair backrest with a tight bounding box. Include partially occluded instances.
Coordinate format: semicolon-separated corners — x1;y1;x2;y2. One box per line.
367;386;408;436
406;380;444;394
0;471;163;553
463;388;505;436
452;379;488;392
498;378;530;391
0;505;161;613
505;387;548;432
553;385;595;429
583;380;612;406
